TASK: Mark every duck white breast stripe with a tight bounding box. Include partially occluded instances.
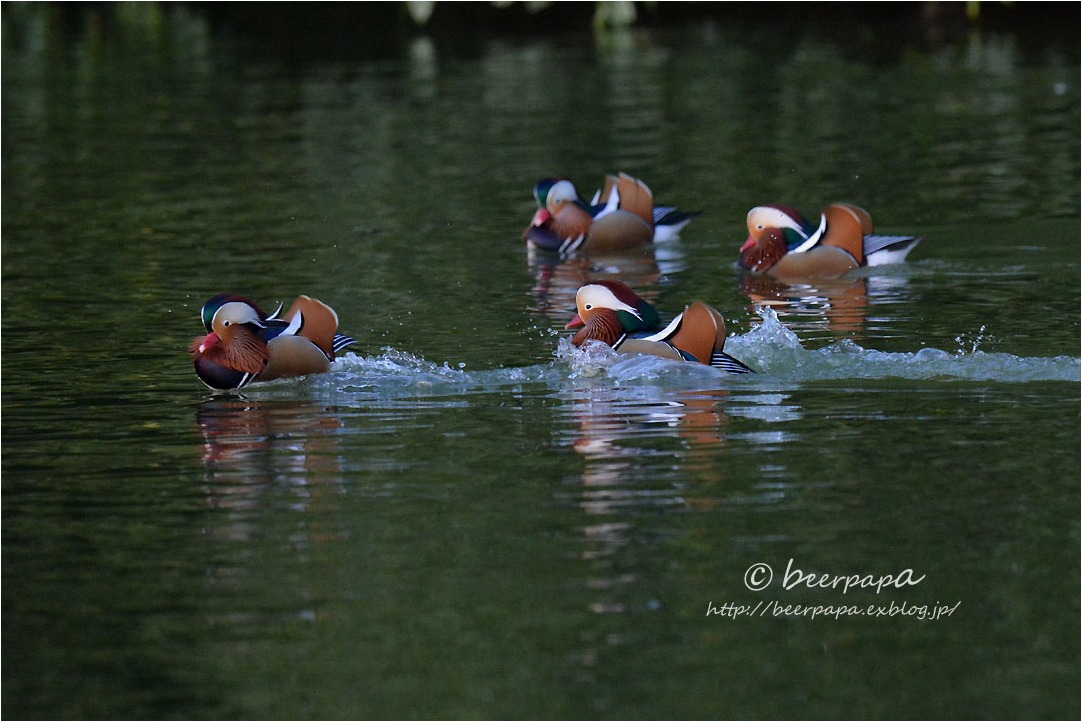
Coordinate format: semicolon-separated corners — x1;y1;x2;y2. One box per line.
283;310;304;336
790;213;827;254
641;312;684;342
594;185;619;219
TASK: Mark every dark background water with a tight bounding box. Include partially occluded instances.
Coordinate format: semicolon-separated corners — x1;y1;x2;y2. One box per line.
3;3;1080;719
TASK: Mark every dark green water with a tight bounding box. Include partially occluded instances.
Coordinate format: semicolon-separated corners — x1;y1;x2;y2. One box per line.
3;5;1079;719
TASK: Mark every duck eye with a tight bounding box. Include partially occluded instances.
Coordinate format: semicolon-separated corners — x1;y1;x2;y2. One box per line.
223;320;231;327
584;304;593;310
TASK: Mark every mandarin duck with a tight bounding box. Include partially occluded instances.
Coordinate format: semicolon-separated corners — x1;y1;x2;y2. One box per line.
525;172;698;254
738;203;922;279
566;280;753;374
189;294;355;390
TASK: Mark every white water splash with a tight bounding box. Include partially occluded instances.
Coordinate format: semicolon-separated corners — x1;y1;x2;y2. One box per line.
735;307;1079;383
954;325;994;354
251;310;1078;399
328;346;562;397
335;347;473;385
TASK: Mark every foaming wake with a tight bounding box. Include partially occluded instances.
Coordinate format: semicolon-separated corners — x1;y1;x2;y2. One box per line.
725;307;1079;383
241;309;1078;399
327;347;563;399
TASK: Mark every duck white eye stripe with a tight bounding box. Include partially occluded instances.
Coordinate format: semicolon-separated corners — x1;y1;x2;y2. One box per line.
578;285;642;320
214;301;265;328
606;290;641;319
549;180;578;203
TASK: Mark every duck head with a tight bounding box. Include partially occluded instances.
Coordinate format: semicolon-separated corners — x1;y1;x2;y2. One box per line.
739;205;819;272
190;295;271;389
565;280;661;347
528;178;594;242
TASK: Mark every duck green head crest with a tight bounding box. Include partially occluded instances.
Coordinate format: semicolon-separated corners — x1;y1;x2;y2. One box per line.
534;178;559;207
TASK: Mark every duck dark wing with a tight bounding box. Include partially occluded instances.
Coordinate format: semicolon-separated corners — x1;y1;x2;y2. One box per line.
653;206;700;226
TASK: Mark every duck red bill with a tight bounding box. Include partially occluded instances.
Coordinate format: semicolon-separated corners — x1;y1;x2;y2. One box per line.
565;314;584;329
531;208;551;227
198;332;221;353
740;235;757;252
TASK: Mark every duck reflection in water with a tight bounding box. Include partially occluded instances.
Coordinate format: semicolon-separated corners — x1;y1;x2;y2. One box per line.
564;387;732;621
739;273;873;339
568;388;731;467
195;397;348;528
568;387;731;518
739;272;914;343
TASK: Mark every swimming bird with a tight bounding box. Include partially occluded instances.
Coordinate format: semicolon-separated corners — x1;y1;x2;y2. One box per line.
565;280;753;374
738;203;922;279
525;173;697;254
189;294;355;390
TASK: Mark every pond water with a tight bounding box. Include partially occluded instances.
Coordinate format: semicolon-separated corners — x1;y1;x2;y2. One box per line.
2;4;1079;719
